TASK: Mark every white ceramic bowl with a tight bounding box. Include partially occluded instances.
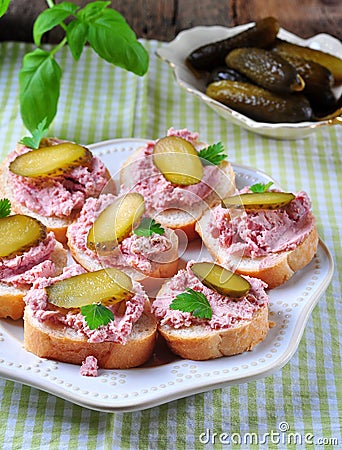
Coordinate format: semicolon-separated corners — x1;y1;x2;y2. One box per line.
156;23;342;140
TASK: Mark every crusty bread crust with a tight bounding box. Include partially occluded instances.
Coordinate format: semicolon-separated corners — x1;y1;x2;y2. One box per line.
120;147;236;240
156;281;269;360
0;241;67;320
0;286;27;320
24;307;157;369
196;209;319;289
0;157;114;245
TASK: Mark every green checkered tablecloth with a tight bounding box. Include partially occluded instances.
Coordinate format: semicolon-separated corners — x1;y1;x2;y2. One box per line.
0;40;341;449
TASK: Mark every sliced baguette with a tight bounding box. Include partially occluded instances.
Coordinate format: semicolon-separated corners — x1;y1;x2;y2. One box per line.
120;147;236;240
196;208;319;289
24;304;157;369
67;237;179;281
66;200;180;281
158;308;269;360
0;241;67;320
0;153;114;245
155;281;269;360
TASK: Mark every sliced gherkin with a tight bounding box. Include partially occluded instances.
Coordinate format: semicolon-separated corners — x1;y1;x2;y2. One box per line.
191;262;250;298
221;192;295;210
87;193;145;252
9;143;92;178
153;136;203;186
46;268;133;308
0;214;47;258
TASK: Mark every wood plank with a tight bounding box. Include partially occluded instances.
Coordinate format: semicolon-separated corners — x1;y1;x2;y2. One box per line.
0;0;341;42
231;0;342;40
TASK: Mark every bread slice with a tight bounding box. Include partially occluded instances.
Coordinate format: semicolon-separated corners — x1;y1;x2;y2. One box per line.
0;153;115;245
66;196;180;280
196;208;319;289
24;304;157;369
0;241;67;320
158;307;269;360
67;235;179;281
154;278;269;360
120;147;236;241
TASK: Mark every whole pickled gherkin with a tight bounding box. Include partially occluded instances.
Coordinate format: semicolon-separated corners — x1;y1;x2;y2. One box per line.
277;54;337;114
206;80;313;123
207;66;250;85
272;39;342;83
225;48;304;94
187;17;280;70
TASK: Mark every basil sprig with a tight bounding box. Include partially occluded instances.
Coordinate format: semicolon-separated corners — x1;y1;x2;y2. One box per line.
19;1;149;133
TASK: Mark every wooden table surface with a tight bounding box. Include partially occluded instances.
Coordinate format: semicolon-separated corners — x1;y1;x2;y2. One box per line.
0;0;341;43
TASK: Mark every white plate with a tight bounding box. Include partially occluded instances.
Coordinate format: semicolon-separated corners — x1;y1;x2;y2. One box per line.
0;139;334;412
156;24;342;140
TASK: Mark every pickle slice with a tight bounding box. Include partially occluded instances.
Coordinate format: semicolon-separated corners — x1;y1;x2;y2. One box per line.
221;192;295;210
0;214;47;258
87;193;145;252
46;268;133;308
191;262;250;298
153;136;203;186
9;143;92;178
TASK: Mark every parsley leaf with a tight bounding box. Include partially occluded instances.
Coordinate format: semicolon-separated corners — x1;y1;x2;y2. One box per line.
170;288;212;319
198;142;227;166
80;303;114;330
0;199;11;218
19;117;49;149
134;218;165;237
250;181;274;193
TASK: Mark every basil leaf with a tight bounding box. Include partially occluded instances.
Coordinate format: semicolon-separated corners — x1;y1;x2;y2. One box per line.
66;19;89;60
19;49;62;133
19;117;48;149
87;9;149;76
77;1;112;22
0;0;10;18
33;2;78;46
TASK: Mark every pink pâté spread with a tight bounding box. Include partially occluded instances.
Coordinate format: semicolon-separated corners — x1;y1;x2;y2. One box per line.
121;128;220;213
80;356;99;377
152;262;269;330
8;141;109;218
1;232;57;288
67;194;175;274
210;190;315;258
24;265;148;344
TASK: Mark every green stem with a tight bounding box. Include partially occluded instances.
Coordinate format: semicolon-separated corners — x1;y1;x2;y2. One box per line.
45;0;67;56
50;36;67;56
